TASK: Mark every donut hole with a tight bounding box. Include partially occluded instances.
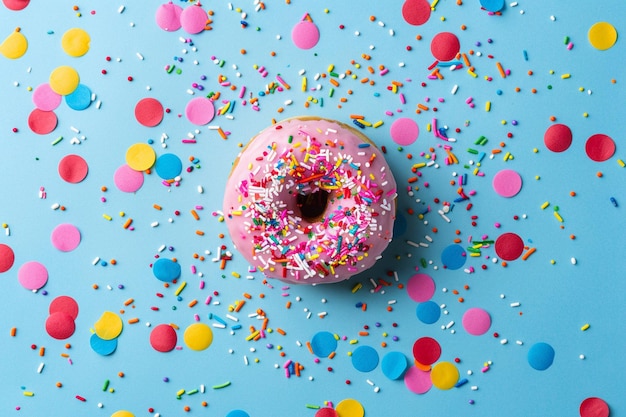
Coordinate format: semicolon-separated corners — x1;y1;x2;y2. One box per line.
296;190;330;222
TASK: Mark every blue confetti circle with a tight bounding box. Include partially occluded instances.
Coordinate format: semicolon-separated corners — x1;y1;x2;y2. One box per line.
381;351;408;380
310;331;337;358
225;410;250;417
441;244;466;270
416;301;441;324
155;153;183;180
480;0;505;12
528;342;555;371
65;84;92;110
152;258;181;282
90;333;118;356
351;345;379;372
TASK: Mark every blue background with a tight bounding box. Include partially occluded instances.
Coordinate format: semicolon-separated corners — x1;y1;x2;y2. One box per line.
0;1;624;416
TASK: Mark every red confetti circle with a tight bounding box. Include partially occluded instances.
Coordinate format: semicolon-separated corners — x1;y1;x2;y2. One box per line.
412;336;441;365
495;232;525;261
135;98;164;127
401;0;431;26
544;123;572;152
585;134;615;162
58;154;89;183
580;397;610;417
0;244;15;273
430;32;460;61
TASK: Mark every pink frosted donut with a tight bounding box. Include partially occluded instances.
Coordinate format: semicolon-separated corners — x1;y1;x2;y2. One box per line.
223;117;397;284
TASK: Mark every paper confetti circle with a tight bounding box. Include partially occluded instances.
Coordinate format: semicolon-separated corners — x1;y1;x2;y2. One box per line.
61;28;90;57
430;361;459;390
49;295;79;320
18;261;48;290
0;244;15;273
0;29;27;59
33;83;62;111
114;164;145;193
58;154;89;183
441;244;466;270
51;223;81;252
28;109;58;135
2;0;30;11
381;351;408;380
430;32;460;61
401;0;431;26
310;331;337;357
90;333;118;356
183;322;213;351
45;311;76;340
126;143;156;171
579;397;610;417
49;65;80;96
585;134;615;162
544;123;573;152
65;84;92;110
495;232;524;261
390;117;419;145
315;408;338;417
462;307;491;335
150;324;178;352
292;20;320;50
155;153;183;180
351;345;379;372
110;411;135;417
480;0;505;12
180;5;208;34
152;258;181;282
416;301;441;324
403;365;432;394
588;22;618;50
185;97;215;125
94;311;124;340
412;337;441;366
135;97;164;127
492;169;522;197
335;398;365;417
155;2;183;31
406;273;435;302
527;342;555;371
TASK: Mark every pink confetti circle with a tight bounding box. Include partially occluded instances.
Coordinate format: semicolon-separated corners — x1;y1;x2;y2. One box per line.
404;365;432;394
58;154;89;183
544;123;572;152
406;273;435;302
0;243;15;273
495;232;525;261
390;117;419;146
431;32;460;62
155;2;183;31
51;223;81;252
114;164;145;193
492;169;522;197
17;261;48;290
291;20;320;50
28;109;58;135
180;4;208;34
402;0;431;26
185;97;215;125
135;98;164;127
32;83;62;111
585;134;615;162
462;307;491;336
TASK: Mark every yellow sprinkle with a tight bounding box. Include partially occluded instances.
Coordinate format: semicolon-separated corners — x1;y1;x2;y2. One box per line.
617;159;625;167
351;283;362;293
174;281;187;296
467;69;478;78
581;323;590;331
540;201;550;210
246;330;260;341
102;214;112;221
485;101;491;112
231;272;241;278
554;211;564;222
373;120;384;128
561;73;571;79
176;389;185;396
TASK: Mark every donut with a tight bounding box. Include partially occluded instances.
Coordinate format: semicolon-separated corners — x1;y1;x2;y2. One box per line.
223;116;397;284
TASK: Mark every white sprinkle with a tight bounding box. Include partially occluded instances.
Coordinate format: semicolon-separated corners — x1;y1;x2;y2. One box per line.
471;385;478;391
510;302;521;307
516;340;523;345
118;5;125;13
37;362;45;373
500;339;508;345
579;354;585;360
571;257;577;265
136;52;144;60
150;221;159;228
92;257;100;265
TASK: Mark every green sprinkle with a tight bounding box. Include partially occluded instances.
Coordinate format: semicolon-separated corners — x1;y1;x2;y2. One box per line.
187;389;198;395
329;87;334;97
102;379;110;391
166;65;175;73
329;71;339;77
212;381;231;389
467;148;479;154
305;404;321;409
51;136;63;146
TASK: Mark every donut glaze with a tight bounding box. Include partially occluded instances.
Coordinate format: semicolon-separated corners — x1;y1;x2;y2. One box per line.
223;117;397;284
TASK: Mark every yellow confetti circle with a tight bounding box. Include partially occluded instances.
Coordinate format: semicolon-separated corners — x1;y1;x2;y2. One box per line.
336;398;365;417
183;322;213;351
111;411;135;417
588;22;618;50
0;30;28;59
430;361;459;390
49;65;80;96
94;311;123;340
125;143;156;171
61;28;91;57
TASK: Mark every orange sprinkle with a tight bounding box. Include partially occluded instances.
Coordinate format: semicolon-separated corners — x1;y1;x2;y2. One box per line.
188;299;198;308
570;191;576;196
306;341;313;354
328;351;336;359
153;204;162;210
195;230;205;236
358;331;370;336
39;347;45;356
285;301;291;309
549;115;556;121
458;297;465;303
128;317;139;324
521;247;536;260
597;171;603;177
243;292;252;299
10;327;16;337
